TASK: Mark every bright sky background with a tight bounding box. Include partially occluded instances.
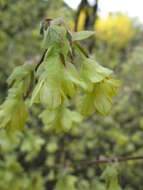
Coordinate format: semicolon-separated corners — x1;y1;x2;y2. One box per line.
64;0;143;23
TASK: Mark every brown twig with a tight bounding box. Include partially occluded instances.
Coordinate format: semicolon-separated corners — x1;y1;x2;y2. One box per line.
23;48;48;100
46;155;143;175
74;41;89;58
80;155;143;165
59;53;66;66
67;30;74;63
35;48;48;71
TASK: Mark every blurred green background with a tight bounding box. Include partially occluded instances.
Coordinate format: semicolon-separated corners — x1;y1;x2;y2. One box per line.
0;0;143;189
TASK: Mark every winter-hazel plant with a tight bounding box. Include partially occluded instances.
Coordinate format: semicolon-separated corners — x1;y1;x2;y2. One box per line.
0;17;120;133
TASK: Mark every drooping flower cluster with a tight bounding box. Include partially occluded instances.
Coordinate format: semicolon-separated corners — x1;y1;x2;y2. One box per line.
0;18;120;132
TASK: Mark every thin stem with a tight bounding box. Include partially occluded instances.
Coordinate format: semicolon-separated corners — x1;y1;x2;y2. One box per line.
47;155;143;174
81;155;143;165
74;41;89;58
35;48;48;71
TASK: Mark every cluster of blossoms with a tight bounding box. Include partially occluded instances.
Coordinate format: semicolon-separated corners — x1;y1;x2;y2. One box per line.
0;18;120;132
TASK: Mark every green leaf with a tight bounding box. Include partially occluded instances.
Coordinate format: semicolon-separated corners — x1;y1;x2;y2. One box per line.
0;98;28;131
100;165;122;190
72;31;95;41
81;58;113;84
62;62;87;94
94;84;112;116
78;78;120;116
31;55;64;108
31;78;62;109
7;64;34;86
30;79;44;105
94;78;120;115
39;109;56;125
108;180;122;190
40;107;82;132
7;64;35;98
54;175;77;190
94;181;106;190
40;83;62;109
43;20;70;55
61;109;83;130
0;80;28;131
101;165;118;180
78;93;95;116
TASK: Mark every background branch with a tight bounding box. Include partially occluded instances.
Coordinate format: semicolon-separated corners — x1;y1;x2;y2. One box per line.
80;155;143;165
